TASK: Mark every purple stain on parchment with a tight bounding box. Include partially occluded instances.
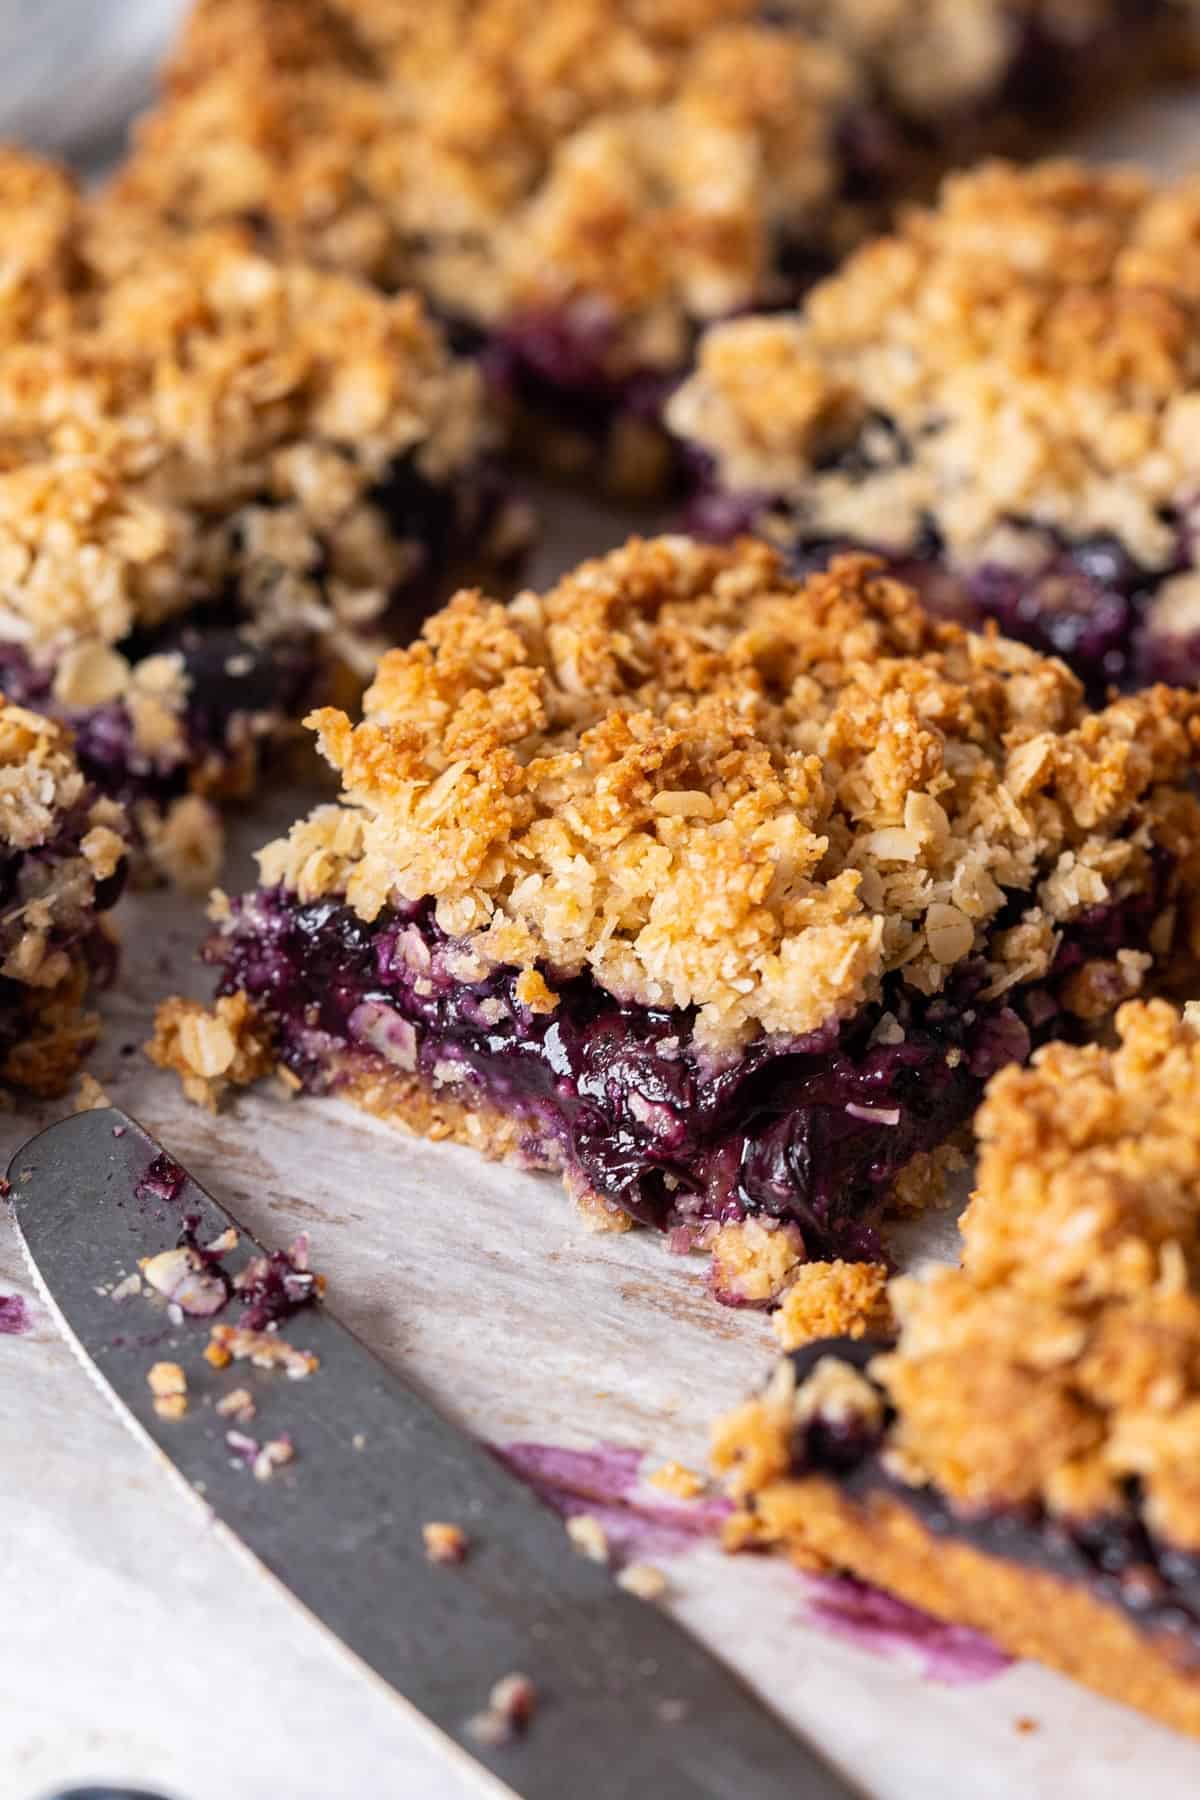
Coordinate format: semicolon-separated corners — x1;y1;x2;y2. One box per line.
496;1439;1007;1686
494;1440;732;1563
799;1572;1010;1686
0;1293;31;1335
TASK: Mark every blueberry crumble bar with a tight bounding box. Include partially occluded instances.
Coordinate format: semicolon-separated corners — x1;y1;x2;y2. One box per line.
713;1000;1200;1739
671;160;1200;699
150;540;1200;1298
0;701;126;1094
109;0;897;496
0;153;518;883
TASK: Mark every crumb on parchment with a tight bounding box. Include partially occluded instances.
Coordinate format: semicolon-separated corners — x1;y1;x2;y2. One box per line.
617;1562;669;1600
204;1323;319;1379
566;1514;610;1564
423;1521;470;1564
147;1360;188;1419
215;1386;256;1423
648;1460;706;1500
466;1673;538;1746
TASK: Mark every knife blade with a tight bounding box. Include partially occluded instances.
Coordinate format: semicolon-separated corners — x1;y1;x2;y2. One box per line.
9;1107;857;1800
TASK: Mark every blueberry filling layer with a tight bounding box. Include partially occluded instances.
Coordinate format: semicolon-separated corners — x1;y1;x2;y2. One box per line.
0;453;509;816
784;1340;1200;1664
684;460;1200;700
208;874;1169;1257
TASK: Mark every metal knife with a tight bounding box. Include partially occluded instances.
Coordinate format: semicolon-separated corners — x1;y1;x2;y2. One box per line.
10;1108;857;1800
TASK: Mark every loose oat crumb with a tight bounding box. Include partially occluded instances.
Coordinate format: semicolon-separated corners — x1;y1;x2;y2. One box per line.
466;1672;538;1746
1015;1717;1039;1735
253;1435;295;1482
648;1461;705;1501
771;1260;892;1349
423;1522;469;1564
709;1218;806;1306
73;1072;111;1112
146;992;277;1110
617;1562;668;1601
656;1699;689;1725
110;1272;142;1302
215;1386;256;1423
207;1323;318;1379
147;1360;187;1419
140;1246;228;1318
566;1514;610;1564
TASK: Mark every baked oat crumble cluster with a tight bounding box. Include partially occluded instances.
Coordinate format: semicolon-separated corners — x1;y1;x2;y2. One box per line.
151;539;1200;1291
0;148;515;884
0;700;126;1094
115;0;867;317
713;1000;1200;1738
108;0;887;490
671;159;1200;695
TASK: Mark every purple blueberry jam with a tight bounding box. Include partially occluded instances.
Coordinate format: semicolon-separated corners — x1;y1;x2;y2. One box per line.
234;1237;321;1330
476;305;683;476
205;874;1171;1264
785;1338;1200;1659
135;1153;188;1205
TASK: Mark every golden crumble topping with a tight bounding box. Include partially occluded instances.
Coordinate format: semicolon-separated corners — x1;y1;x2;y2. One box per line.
781;2;1161;120
111;0;863;375
669;160;1200;572
0;148;86;346
248;539;1200;1054
0;167;490;666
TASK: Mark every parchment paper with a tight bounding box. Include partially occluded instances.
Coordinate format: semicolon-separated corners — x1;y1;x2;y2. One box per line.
2;92;1199;1800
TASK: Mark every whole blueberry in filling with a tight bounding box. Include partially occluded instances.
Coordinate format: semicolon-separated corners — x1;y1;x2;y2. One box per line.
152;540;1200;1300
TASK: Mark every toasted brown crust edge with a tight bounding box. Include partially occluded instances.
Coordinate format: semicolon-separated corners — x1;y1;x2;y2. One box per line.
752;1474;1200;1738
334;1055;562;1170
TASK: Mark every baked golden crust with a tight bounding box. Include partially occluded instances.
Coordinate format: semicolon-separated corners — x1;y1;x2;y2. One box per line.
731;1473;1200;1741
669;159;1200;575
111;0;863;376
247;538;1200;1055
